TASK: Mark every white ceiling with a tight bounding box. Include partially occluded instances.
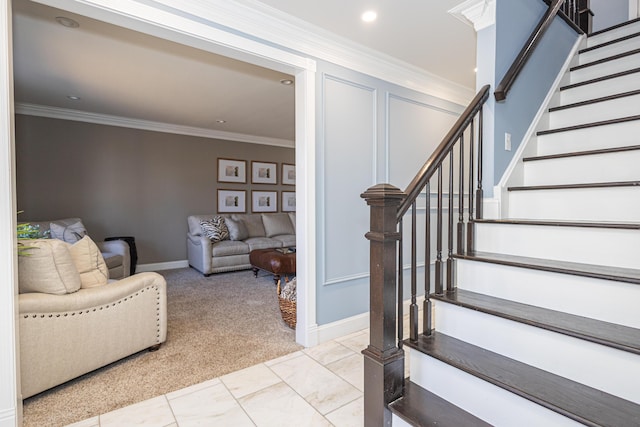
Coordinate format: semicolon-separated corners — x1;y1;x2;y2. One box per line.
12;0;476;145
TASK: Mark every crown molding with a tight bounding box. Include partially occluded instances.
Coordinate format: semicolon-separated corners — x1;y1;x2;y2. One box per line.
449;0;496;32
148;0;474;105
15;103;295;148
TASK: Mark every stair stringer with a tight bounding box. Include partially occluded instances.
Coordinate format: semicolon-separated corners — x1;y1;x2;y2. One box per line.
493;35;584;219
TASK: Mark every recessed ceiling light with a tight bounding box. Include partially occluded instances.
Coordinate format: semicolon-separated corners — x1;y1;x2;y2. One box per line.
279;79;294;86
55;16;79;28
474;67;478;73
66;95;81;101
216;120;226;124
361;10;377;23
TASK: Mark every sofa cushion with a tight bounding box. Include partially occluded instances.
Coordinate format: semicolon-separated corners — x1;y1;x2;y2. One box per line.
272;235;296;247
200;217;229;243
68;235;109;288
50;220;87;243
262;213;295;237
246;237;281;251
233;214;266;238
225;217;249;241
18;239;82;295
211;240;250;257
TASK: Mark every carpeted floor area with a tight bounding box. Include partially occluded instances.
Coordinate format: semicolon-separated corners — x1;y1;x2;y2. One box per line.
22;268;302;427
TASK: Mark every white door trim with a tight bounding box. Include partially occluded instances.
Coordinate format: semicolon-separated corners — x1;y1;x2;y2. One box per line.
0;0;20;424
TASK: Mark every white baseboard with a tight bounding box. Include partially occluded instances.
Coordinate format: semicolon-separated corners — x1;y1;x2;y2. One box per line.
136;260;189;273
0;408;17;427
316;312;370;344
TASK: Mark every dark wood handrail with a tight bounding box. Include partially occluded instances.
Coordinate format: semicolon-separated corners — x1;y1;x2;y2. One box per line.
494;0;567;102
397;84;491;220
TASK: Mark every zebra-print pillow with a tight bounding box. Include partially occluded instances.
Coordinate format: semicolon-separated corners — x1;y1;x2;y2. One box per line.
200;217;229;243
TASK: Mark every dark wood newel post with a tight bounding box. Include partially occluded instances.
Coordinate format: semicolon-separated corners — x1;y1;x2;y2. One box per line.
361;183;406;427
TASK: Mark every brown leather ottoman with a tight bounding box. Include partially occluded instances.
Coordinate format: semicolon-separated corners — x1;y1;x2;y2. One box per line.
249;248;296;284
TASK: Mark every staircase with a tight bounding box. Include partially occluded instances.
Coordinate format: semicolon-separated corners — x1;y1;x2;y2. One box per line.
389;18;640;426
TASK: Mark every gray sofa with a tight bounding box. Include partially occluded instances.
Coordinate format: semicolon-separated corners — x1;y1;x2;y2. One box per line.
26;217;131;280
187;213;296;275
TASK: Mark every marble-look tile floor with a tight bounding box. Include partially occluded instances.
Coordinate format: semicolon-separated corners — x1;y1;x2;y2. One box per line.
64;327;413;427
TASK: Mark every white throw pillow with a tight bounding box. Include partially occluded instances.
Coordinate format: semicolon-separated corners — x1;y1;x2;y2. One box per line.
68;235;109;288
18;239;82;295
50;221;88;243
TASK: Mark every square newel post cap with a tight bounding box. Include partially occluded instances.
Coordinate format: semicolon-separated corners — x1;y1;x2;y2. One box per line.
361;184;405;206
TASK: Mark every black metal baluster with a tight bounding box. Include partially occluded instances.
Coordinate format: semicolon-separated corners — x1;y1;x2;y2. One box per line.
468;118;476;253
435;166;443;295
457;133;465;255
447;149;455;293
476;107;484;219
424;181;432;336
397;218;403;349
410;201;418;341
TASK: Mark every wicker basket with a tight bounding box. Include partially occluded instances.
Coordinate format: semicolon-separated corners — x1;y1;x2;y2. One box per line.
277;280;296;329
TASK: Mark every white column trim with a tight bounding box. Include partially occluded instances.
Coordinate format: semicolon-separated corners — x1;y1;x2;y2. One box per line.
295;68;318;347
0;0;20;424
630;0;640;19
449;0;496;32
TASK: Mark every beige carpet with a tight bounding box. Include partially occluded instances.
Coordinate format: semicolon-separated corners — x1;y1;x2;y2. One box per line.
22;268;302;427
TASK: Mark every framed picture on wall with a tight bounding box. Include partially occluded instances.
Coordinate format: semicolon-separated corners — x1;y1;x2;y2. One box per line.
251;161;277;184
282;163;295;186
252;191;277;212
282;191;296;212
217;189;246;213
218;158;246;183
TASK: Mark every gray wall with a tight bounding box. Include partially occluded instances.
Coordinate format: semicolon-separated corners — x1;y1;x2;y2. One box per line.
492;0;579;186
591;0;629;32
15;114;294;264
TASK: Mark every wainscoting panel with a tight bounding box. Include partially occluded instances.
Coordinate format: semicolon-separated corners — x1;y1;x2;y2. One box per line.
387;94;460;192
322;75;376;285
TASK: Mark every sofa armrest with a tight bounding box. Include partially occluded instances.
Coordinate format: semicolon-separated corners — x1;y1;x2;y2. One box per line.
96;239;131;278
186;233;213;275
18;272;167;398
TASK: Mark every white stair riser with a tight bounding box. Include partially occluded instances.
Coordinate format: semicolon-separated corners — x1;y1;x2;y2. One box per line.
570;53;640;84
409;354;582;427
475;222;640;269
580;36;640;64
548;94;640;128
456;259;640;328
435;303;640;404
561;72;640;104
536;120;640;156
523;151;640;185
588;22;640;48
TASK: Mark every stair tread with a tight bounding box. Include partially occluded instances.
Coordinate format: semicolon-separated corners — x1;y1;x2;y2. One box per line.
560;67;640;91
589;17;640;38
406;332;640;427
454;250;640;285
549;88;640;112
580;31;640;54
537;114;640;135
388;381;491;427
571;47;640;71
523;145;640;162
475;218;640;230
432;289;640;355
508;180;640;191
